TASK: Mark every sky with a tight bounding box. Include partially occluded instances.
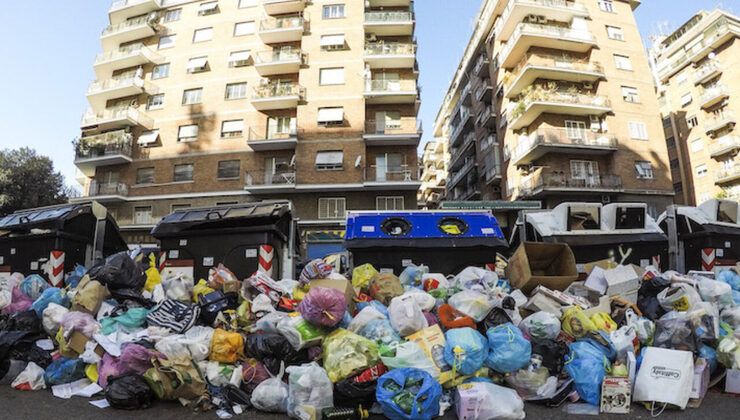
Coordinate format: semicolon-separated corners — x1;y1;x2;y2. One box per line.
0;0;733;188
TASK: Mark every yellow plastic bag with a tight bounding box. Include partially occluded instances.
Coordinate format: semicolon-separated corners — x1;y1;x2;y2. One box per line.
55;328;75;358
209;329;244;363
562;306;597;338
193;279;216;303
85;364;99;383
322;329;379;383
590;312;617;333
352;264;379;290
144;254;161;292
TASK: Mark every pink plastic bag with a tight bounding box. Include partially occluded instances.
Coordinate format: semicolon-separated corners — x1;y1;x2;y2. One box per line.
242;358;272;394
98;343;156;388
297;287;346;328
60;311;100;339
1;287;33;315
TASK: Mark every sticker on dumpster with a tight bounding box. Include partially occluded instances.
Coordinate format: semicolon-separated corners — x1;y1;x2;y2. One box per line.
169;250;180;259
481;228;494;234
10;248;15;255
717;249;724;258
361;225;375;233
30;261;39;271
179;240;188;246
245;249;257;258
726;242;731;248
203;257;214;267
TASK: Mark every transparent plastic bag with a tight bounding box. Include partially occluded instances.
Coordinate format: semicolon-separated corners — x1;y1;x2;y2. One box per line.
155;335;191;364
456;381;525;419
251;364;289;413
286;362;333;420
359;319;403;347
184;325;215;362
322;329;379;383
352;263;379;290
520;311;561;340
389;295;428;337
697;277;734;307
277;314;327;350
348;306;387;333
654;311;698;353
561;306;597;339
162;272;194;303
625;309;655;346
657;283;701;312
42;303;69;335
380;341;438;379
688;302;720;340
11;362;46;391
448;290;494;322
399;264;428;289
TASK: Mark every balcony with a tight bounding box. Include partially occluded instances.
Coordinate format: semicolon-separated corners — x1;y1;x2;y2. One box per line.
460;83;472;106
449;133;476;171
709;136;740;158
74;130;134;176
693;61;722;85
510;128;618;165
251;83;305;111
254;49;306;76
485;164;502;185
517;171;622;198
86;77;158;109
77;181;129;203
246;128;298;151
368;0;412;6
452;185;481;201
448;159;477;189
261;0;306;15
495;0;590;41
364;10;415;36
363;119;422;146
109;0;160;25
699;84;730;109
364;42;417;69
475;83;493;102
244;171;296;193
715;166;740;185
476;105;496;128
500;23;597;69
449;106;474;147
364;165;421;190
258;14;306;44
93;44;162;79
504;53;605;98
364;79;419;104
473;54;490;78
705;112;737;136
81;107;154;131
508;87;611;131
101;14;158;50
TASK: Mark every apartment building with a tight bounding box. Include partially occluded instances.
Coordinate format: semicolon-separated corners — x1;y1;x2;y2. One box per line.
418;140;448;208
71;0;422;256
434;0;673;214
651;10;740;205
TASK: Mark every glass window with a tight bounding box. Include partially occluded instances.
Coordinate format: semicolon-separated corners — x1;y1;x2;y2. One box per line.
696;164;708;177
198;1;219;16
147;94;165;110
376;196;405;211
152;63;170;79
315;151;344;170
268;116;297;138
687;116;699;128
621;86;640;103
606;25;624;40
613;54;632;70
238;0;257;8
323;4;346;19
136;167;154;184
174;164;194;182
229;50;251;67
193;27;213;43
680;92;693;107
217;160;241;179
134;206;153;225
158;35;176;49
225;82;248;100
318;198;346;219
234;21;255;36
628;121;648;140
599;0;615;12
634;161;654;179
319;67;345;85
178;124;199;142
182;88;203;105
691;138;703;152
221;120;245;137
163;9;182;22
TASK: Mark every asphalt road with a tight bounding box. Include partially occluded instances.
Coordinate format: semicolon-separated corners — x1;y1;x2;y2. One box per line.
1;386;739;419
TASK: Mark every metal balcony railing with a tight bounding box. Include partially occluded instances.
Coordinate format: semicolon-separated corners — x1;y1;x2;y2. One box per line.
364;165;418;183
693;61;722;84
75;130;134;160
709;136;740;157
364;42;417;56
506;53;604;87
700;84;729;105
245;171;296;186
254;48;306;64
252;83;306;99
87;76;152;95
364;119;422;136
519;172;622;196
102;14;157;36
705;111;736;134
364;10;414;23
81;106;154;128
365;79;418;93
94;43;160;65
259;14;305;31
715;165;740;183
88;181;129;197
510;88;611;121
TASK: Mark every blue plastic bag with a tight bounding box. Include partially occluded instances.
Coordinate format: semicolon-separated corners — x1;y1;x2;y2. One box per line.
359;319;402;347
580;331;617;362
444;327;488;375
65;264;87;289
399;264;428;289
699;344;718;374
19;274;50;300
718;270;740;291
356;300;390;318
565;341;610;406
376;368;442;420
485;323;531;373
31;287;69;317
44;357;87;386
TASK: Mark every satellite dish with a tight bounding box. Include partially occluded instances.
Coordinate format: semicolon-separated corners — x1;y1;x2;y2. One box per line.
355;155;362;168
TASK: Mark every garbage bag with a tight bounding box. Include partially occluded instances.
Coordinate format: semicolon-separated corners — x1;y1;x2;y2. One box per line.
380;341;438;379
44;357;86;386
530;338;568;376
72;276;109;315
162;273;194;303
143;358;206;401
376;368;442;420
198;291;239;326
718;269;740;291
717;334;740;369
697;277;734;307
143;254;161;293
286;362;333;419
699;344;718;374
399;264;428;289
19;275;50;300
31;288;68;317
335;376;378;407
244;332;310;375
389;294;428;337
564;341;609;406
323;329;379;383
721;306;740;330
242;358;271;394
5;309;43;333
65;264;87;289
105;374;155;410
402;289;436;312
297;287;346;328
657;283;701;312
352;263;379;290
42;303;68;335
146;299;199;334
184;326;215;362
198;360;239;387
299;259;334;286
2;287;33;315
455;381;525;420
369;273;404;306
348;306;387;333
610;326;637;361
358;319;402;347
87;252;145;290
625;309;655;346
154;335;191;364
207;263;238;290
100;307;148;335
192;279;215;303
61;311;100;338
448;290;494;322
654;311;698;353
505;366;550;400
438;304;477;330
277;314;327;350
479;306;513;333
251;364;289;413
561;306;597;339
688;302;720;341
444;327;488;376
99;343;156;388
209;329;244;364
520;312;561;341
11;361;46;391
485;323;531;373
590;312;617;333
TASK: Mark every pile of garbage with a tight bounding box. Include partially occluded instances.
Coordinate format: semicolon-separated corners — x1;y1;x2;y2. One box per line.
0;245;739;419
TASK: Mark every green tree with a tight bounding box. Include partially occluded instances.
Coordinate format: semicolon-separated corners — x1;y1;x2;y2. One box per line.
0;148;69;215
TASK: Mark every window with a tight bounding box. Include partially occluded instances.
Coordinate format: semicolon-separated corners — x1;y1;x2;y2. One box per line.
145;94;164;110
570;160;599;181
217;160;241;179
628;121;648;140
613;54;632;70
315;151;344;170
268;116;297;138
229;50;251;67
374;111;401;132
138;130;160;147
320;34;346;50
690;138;703;152
696;164;708;177
234;21;255;36
225;82;248;100
221;120;245;137
182;88;203;105
193;27;213;43
317;107;344;126
323;4;346;19
152;63;170;80
676;72;688;85
622;86;640;103
134;206;153;225
186;56;209;73
670;158;680;169
238;0;257;7
635;161;654;179
376;196;405;211
599;0;615;12
687;115;699;129
178;124;199;142
158;35;176;50
136;167;154;185
198;1;219;16
318;198;346;220
667;136;676;148
174;164;194;182
163;9;182;22
606;25;624;41
565;120;588;141
172;204;191;212
320;68;345;85
680;92;693;107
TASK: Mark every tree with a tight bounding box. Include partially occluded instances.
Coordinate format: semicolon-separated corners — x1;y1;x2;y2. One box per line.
0;148;69;215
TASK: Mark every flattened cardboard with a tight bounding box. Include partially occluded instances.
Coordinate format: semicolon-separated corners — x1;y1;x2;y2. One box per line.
407;325;454;384
68;331;105;358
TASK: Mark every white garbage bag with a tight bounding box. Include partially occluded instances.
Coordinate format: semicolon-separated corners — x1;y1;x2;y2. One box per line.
251;364;289;413
42;303;70;335
389;294;428;337
519;311;561;340
448;290;494;322
162;273;194;303
185;326;215;361
286;362;333;420
455;382;525;419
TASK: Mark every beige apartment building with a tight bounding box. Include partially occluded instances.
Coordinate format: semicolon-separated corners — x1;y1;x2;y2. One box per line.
71;0;421;256
434;0;674;215
418;140;448;208
651;10;740;206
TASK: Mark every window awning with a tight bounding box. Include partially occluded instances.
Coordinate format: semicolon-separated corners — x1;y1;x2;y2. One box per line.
187;57;208;70
199;2;219;13
317;107;344;123
222;120;244;133
315;151;344;165
138;130;159;145
320;34;345;47
229;51;251;62
178;125;199;138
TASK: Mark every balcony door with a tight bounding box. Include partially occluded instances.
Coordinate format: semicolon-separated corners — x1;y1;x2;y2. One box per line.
570;160;600;187
373;72;400;91
565;120;588;144
268;116;296;139
376;153;403;182
273;45;295;61
264;157;291;184
374;111;401;134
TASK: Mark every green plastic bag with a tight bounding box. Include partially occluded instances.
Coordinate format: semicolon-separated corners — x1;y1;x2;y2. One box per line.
101;307;150;335
322;329;379;383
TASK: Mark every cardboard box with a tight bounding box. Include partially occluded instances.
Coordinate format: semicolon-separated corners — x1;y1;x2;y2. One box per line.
600;377;631;414
725;369;740;394
688;358;710;407
310;278;357;312
603;265;643;297
522;293;563;317
507;242;579;294
68;330;105;358
407;325;454;384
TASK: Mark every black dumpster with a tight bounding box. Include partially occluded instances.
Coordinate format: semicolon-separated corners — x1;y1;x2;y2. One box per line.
344;211;509;275
0;202;128;285
151;201;298;281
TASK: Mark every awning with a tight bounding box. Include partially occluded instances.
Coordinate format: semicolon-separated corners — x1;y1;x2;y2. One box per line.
199;2;219;13
138;130;159;145
187;57;208;70
315;151;344;166
229;51;251;62
320;34;345;47
222;120;244;133
178;125;199;138
317;107;344;123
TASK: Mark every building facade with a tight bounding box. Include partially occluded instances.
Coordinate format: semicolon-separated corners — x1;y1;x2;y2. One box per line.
434;0;674;215
651;10;740;205
72;0;421;256
418;140;448;208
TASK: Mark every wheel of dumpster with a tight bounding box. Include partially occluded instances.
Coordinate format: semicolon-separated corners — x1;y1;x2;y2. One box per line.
380;217;412;236
438;217;468;235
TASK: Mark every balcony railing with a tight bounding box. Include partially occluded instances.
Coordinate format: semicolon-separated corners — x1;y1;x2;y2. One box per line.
365;42;417;56
693;61;722;85
81;106;154;128
94;43;160;65
506;52;604;88
87;181;129;197
248;127;298;142
365;79;418;93
485;164;502;183
75;130;134;160
501;23;595;64
474;54;490;77
519;171;622;196
102;14;156;37
510;87;611;121
476;105;496;127
510;128;618;163
449;132;475;167
245;171;296;187
715;166;740;184
252;83;306;99
364;119;422;136
259;14;305;31
495;0;589;37
448;159;476;188
87;76;152;95
254;49;306;64
364;165;419;183
110;0;159;11
364;11;414;23
699;84;729;106
705;112;737;134
709;136;740;158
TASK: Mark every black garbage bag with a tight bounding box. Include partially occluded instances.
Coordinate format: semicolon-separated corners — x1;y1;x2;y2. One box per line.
198;291;239;326
478;307;512;334
244;332;310;375
88;252;146;291
105;374;155;410
637;275;670;320
0;331;33;362
24;345;53;369
530;338;568;376
335;377;377;407
109;288;156;309
3;310;43;334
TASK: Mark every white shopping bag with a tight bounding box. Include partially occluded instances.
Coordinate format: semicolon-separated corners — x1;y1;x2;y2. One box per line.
633;347;694;409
